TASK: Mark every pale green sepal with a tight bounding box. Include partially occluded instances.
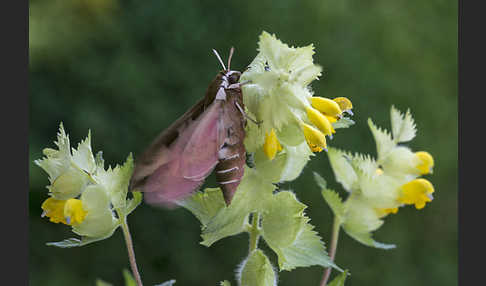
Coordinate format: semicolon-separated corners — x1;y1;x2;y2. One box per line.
341;196;395;249
327;148;358;192
390;105;416;143
48;168;90;200
95;279;113;286
261;191;339;271
180;188;226;227
154;280;176;286
350;153;379;179
72;185;119;238
341;227;395;250
327;270;349;286
46;226;120;248
381;146;421;178
332;117;355;129
219;281;231;286
321;189;345;219
71;130;96;174
122;269;136;286
238;250;277;286
94;153;134;209
34;123;72;183
368;118;395;161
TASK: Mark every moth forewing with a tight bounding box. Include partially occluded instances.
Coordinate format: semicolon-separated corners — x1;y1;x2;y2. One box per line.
130;50;247;208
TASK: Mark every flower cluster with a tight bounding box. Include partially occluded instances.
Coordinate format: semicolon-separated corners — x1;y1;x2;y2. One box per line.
35;124;140;247
322;106;434;248
241;31;354;183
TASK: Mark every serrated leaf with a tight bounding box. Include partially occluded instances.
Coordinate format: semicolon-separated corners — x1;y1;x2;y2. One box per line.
368;119;396;161
332;117;355;129
327;148;358;192
321;189;345;219
350;153;378;179
261;191;339;271
390;106;416;143
154;280;176;286
122;269;136;286
201;168;274;246
180;188;227;227
238;250;277;286
328;270;349;286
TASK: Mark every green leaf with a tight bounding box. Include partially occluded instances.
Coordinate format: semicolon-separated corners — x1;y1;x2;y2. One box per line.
332;117;355;129
390;105;416;143
321;189;345;219
328;270;349;286
261;191;339;271
201;168;274;247
219;281;231;286
122;269;136;286
181;188;227;227
95;279;113;286
368;118;395;162
94;153;134;209
238;250;277;286
313;172;327;189
327;148;358;192
154;280;176;286
124;191;143;216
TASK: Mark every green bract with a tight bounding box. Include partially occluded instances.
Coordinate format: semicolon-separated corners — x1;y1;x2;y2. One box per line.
237;250;277;286
36;123;142;247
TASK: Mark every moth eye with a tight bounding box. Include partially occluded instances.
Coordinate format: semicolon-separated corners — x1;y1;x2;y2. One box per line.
228;72;241;84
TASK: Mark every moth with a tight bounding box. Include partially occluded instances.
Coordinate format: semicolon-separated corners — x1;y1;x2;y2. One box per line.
130;48;248;208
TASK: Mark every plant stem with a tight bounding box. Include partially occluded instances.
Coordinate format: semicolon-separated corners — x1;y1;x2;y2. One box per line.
249;212;261;252
319;216;341;286
119;213;143;286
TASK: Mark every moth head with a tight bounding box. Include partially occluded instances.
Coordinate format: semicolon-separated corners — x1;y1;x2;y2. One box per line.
226;70;241;84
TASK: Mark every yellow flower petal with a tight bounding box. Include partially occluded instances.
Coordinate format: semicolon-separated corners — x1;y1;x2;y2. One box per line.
415;151;434;175
333;97;353;114
301;123;327;152
306;107;333;137
64;199;88;225
310;97;343;118
398;178;435;209
325;115;338;124
263;129;283;160
41;197;67;224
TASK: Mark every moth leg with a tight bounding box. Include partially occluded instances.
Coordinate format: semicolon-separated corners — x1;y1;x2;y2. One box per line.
227;80;251;90
235;101;262;126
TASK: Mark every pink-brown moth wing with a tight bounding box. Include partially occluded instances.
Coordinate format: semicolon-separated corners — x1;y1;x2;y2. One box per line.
134;100;224;207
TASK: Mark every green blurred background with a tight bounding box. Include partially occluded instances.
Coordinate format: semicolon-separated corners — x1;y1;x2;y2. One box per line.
29;0;457;285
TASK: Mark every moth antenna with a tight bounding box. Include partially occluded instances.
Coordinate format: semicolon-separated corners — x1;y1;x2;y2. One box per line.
227;47;235;70
212;49;227;71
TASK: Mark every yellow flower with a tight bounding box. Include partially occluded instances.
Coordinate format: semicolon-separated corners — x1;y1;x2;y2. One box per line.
333;97;353;115
301;123;327;152
41;197;87;225
306;107;334;138
415;151;434;175
310;97;342;118
398;178;435;209
263;129;283;160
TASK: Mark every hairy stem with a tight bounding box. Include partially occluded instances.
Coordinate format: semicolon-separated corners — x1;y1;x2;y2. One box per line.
249;212;261;252
119;212;143;286
319;217;341;286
